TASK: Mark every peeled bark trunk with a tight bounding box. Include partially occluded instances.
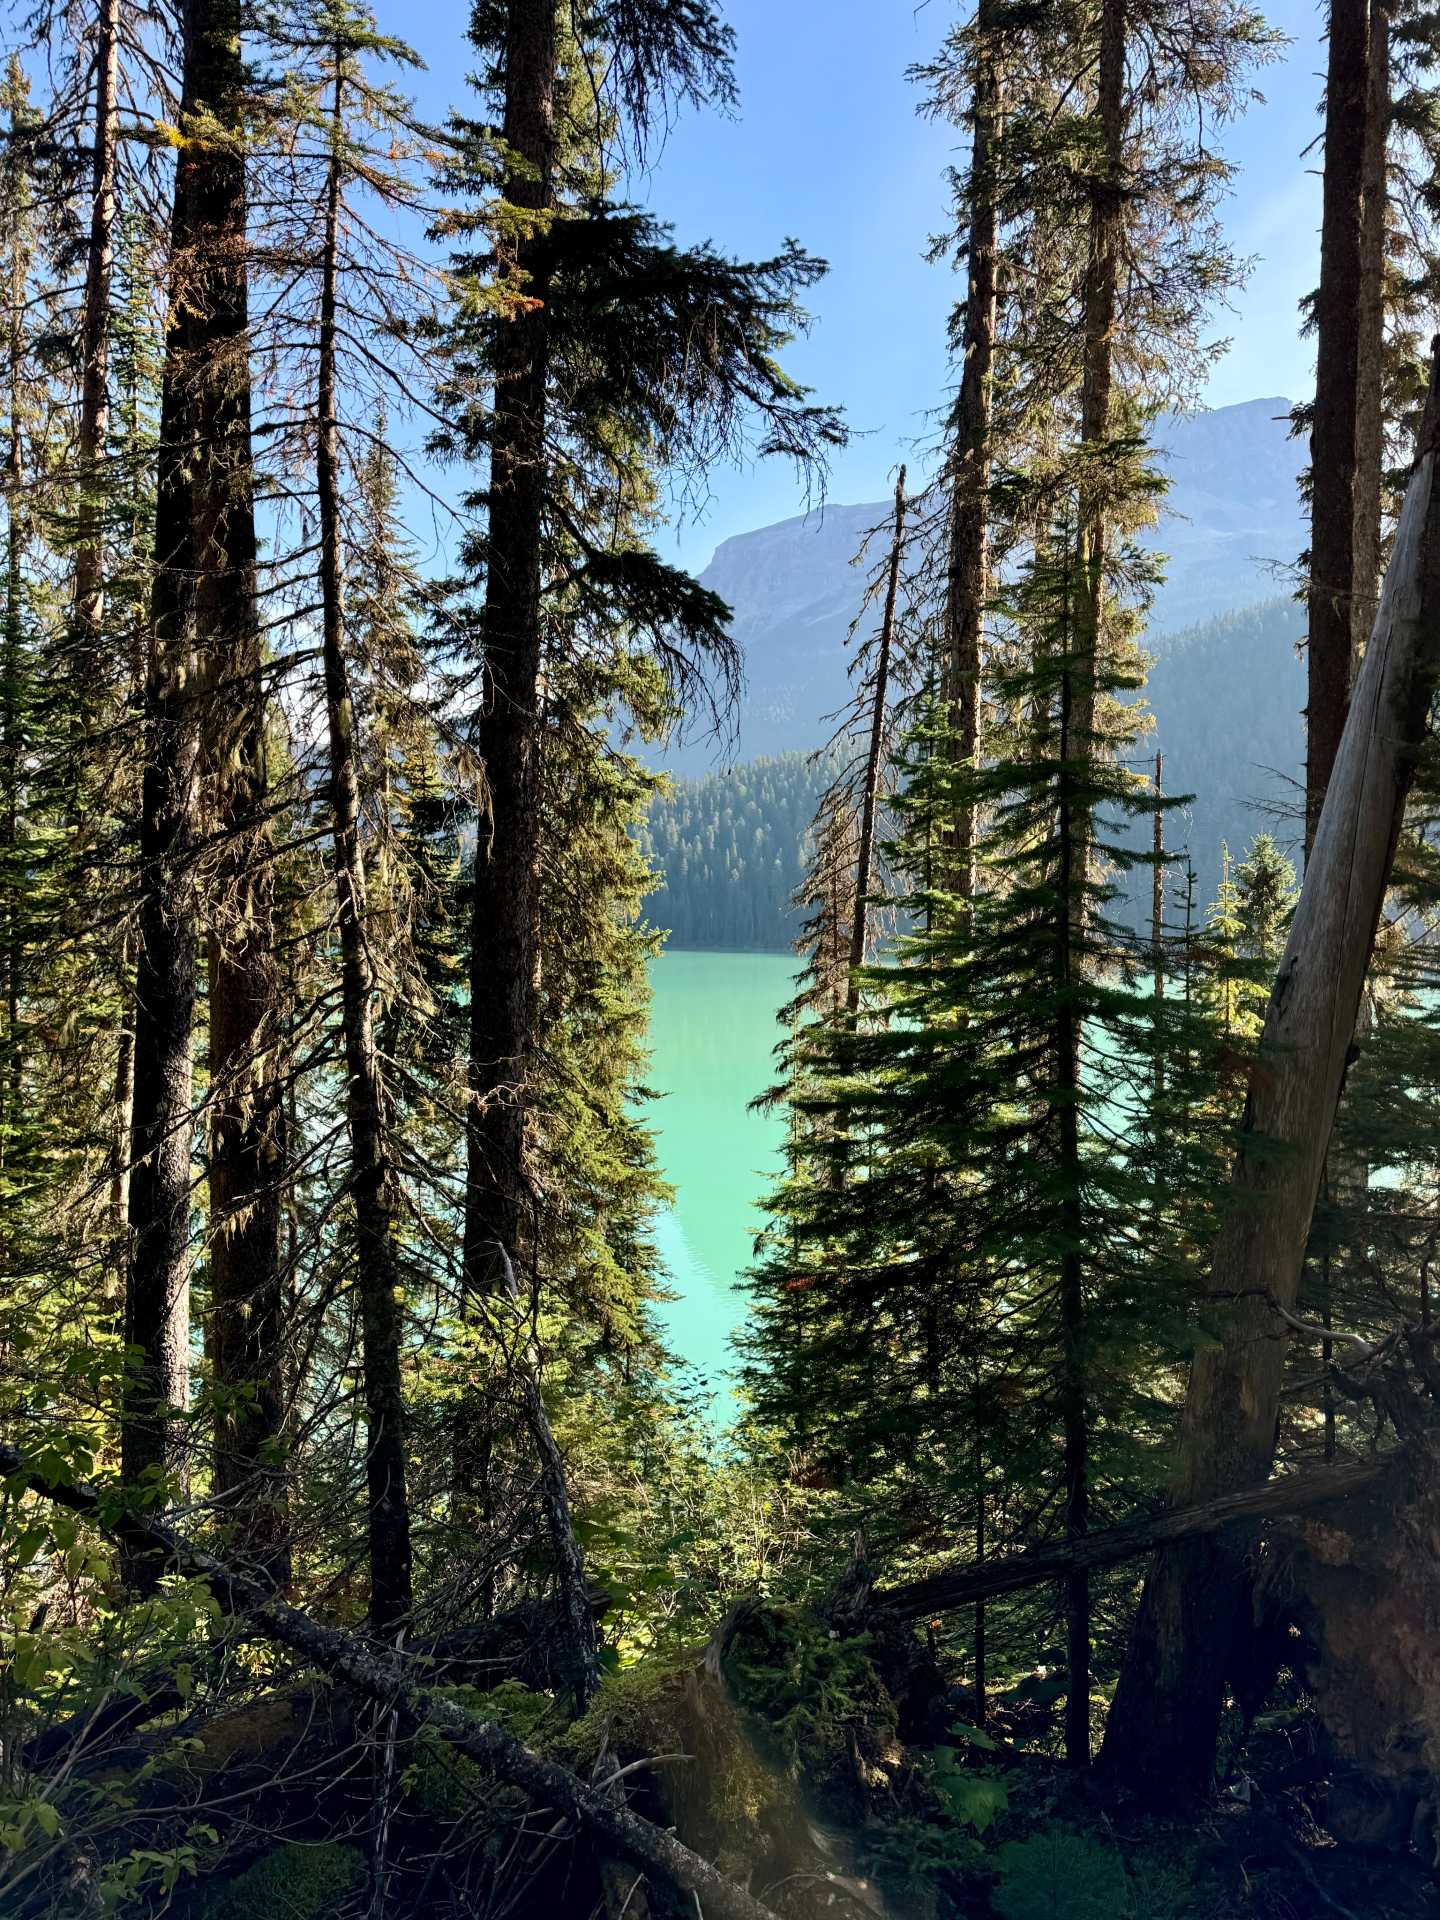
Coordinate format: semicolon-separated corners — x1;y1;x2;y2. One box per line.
1102;346;1440;1803
846;467;904;1013
461;0;555;1314
1306;0;1372;857
315;83;411;1629
944;5;1000;899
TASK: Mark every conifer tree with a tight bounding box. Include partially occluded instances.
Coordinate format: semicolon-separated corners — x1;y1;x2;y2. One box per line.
437;0;842;1507
124;0;279;1555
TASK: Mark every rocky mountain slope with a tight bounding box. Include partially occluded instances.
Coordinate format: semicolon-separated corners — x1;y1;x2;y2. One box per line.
647;398;1311;949
666;396;1304;777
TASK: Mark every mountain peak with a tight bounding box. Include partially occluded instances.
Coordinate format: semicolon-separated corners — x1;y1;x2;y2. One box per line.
669;396;1307;777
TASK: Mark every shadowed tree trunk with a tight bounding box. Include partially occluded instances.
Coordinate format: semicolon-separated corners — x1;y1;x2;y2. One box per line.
1;69;29;1179
1056;599;1090;1769
455;1;598;1699
1352;0;1389;658
315;67;412;1628
1306;0;1372;857
944;0;1000;901
1073;0;1124;800
461;0;556;1318
193;0;288;1582
846;466;905;1014
1101;346;1440;1803
73;0;118;665
125;0;275;1550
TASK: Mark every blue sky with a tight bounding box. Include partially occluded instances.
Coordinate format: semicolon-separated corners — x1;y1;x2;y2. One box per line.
404;0;1333;565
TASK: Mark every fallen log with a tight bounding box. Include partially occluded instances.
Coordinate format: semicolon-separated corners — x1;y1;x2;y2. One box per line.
0;1442;779;1920
875;1456;1388;1621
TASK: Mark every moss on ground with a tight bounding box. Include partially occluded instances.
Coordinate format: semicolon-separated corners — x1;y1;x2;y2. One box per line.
194;1841;364;1920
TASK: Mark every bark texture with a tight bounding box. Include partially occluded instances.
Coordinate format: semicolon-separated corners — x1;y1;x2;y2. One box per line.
73;0;118;662
1072;0;1124;787
316;78;412;1628
1352;0;1390;658
462;0;556;1309
944;2;999;899
1101;345;1440;1802
1306;0;1372;855
189;0;288;1578
1276;1436;1440;1850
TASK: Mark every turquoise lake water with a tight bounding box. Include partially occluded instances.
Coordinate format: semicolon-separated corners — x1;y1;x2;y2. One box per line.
645;949;796;1390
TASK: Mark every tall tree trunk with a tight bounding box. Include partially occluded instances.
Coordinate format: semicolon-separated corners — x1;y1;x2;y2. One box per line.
316;76;412;1629
73;0;118;660
846;466;905;1014
1101;347;1440;1802
454;4;603;1700
188;0;287;1581
973;1426;987;1729
1073;0;1124;799
1305;0;1372;857
77;0;130;1251
125;0;263;1530
1;91;25;1176
1352;0;1389;658
1055;597;1090;1768
944;3;1000;900
461;0;556;1315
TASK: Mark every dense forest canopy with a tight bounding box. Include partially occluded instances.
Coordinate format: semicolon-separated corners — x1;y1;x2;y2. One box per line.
4;0;1440;1916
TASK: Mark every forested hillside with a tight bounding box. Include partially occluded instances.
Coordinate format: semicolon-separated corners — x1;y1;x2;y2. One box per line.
657;397;1306;781
644;752;840;949
5;0;1440;1915
649;598;1305;950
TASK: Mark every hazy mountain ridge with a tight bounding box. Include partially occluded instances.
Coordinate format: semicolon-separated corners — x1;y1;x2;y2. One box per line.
646;397;1309;949
666;396;1305;778
647;595;1305;952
